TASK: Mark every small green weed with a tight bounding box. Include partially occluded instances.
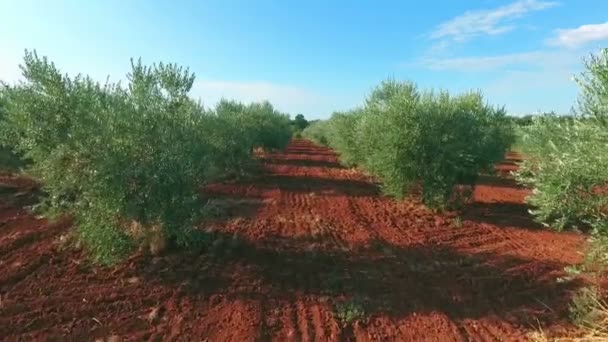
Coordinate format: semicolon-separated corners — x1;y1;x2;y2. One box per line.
556;264;584;283
335;298;366;324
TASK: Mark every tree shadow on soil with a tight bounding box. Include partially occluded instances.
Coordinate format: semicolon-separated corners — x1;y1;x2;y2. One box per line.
203;174;379;198
285;150;338;159
461;172;541;229
0;141;582;337
475;174;523;189
136;232;583;330
148;147;576;331
505;152;524;162
462;202;542;229
0;175;42;208
265;158;345;169
277;150;338;157
280;143;338;157
258;175;380;197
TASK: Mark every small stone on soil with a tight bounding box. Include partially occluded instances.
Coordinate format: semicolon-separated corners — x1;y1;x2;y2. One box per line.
126;277;140;284
147;307;160;323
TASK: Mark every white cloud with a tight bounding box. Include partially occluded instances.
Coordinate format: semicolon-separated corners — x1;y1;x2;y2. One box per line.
430;0;558;43
192;80;329;116
548;22;608;48
410;45;587;116
419;49;580;71
414;48;592;115
421;51;548;71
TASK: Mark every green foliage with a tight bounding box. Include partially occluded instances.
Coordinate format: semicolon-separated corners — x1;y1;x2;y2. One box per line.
577;49;608;127
335;298;366;324
511;114;536;126
586;233;608;272
302;119;332;146
515;116;608;230
290;113;310;138
212;99;291;178
0;85;25;170
305;80;513;208
0;147;23;171
508;113;578;127
292;113;309;131
303;110;364;166
0;50;292;264
515;49;608;232
325;110;365;167
243;101;292;151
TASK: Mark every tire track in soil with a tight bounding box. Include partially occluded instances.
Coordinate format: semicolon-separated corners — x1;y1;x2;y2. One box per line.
0;139;587;341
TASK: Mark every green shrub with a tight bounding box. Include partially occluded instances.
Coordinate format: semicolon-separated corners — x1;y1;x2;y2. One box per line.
291;113;309;131
0;84;26;170
0;51;291;264
245;101;292;151
335;298;366;324
302;119;332;146
307;80;513;208
215;99;292;151
208;100;261;178
515;49;608;232
324;110;365;167
209;99;291;179
515;116;608;230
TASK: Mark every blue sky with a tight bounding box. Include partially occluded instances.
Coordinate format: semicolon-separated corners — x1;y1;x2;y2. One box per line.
1;0;607;119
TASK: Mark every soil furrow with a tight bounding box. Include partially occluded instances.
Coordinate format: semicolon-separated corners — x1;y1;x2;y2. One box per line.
0;139;586;341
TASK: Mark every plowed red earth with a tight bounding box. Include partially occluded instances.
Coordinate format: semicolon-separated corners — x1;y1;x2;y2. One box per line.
0;140;587;341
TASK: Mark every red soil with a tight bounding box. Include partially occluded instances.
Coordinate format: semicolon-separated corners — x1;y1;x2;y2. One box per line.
0;140;586;341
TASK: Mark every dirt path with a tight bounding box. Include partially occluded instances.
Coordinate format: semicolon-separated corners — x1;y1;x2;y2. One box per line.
0;139;585;341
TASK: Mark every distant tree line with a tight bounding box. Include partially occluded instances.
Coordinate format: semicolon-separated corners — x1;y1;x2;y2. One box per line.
508;112;578;126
